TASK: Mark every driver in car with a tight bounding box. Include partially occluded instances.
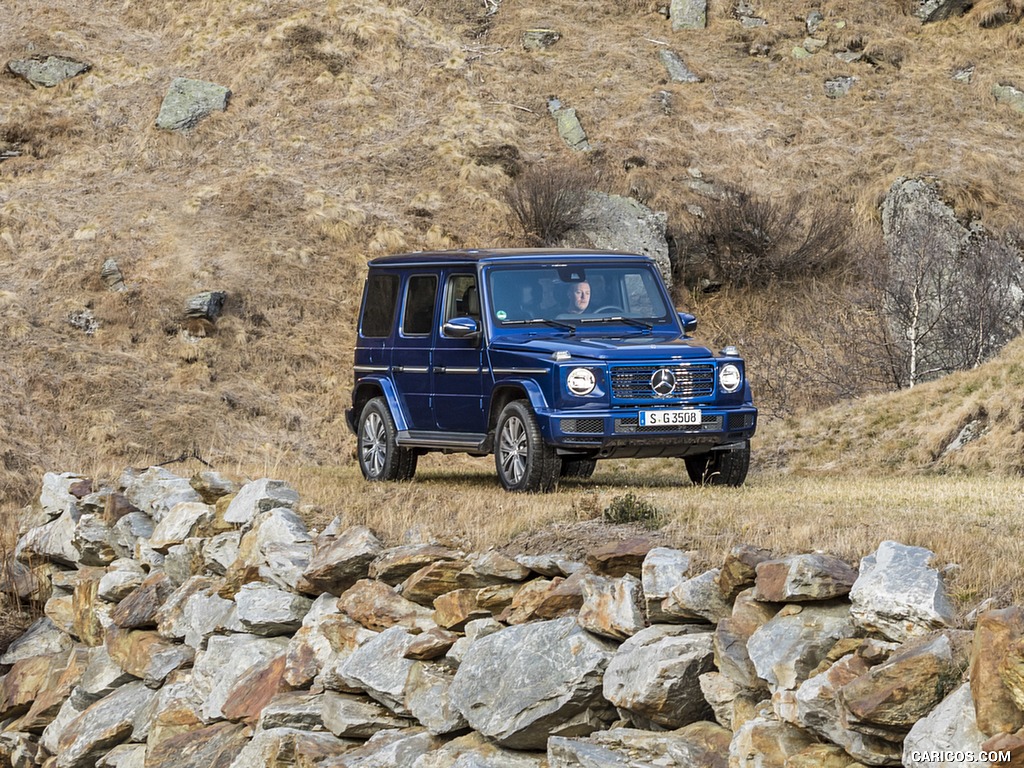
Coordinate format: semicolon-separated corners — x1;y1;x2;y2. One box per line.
566;280;591;314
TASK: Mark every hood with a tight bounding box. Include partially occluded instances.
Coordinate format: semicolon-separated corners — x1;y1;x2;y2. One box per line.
488;332;716;362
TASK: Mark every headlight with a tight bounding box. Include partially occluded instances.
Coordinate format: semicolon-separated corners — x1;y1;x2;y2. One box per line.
566;367;596;396
719;363;742;393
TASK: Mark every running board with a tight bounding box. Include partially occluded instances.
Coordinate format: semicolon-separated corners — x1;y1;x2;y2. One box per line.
397;430;490;452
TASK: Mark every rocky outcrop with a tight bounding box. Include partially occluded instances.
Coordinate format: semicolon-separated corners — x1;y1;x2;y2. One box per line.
5;468;1024;766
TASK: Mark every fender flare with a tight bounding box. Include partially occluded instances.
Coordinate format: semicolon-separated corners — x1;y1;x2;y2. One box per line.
352;376;411;433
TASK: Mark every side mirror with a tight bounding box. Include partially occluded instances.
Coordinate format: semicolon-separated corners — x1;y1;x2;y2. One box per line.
443;317;481;339
678;312;698;335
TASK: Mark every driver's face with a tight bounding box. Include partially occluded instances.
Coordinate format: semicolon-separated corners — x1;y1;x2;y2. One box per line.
569;282;590;313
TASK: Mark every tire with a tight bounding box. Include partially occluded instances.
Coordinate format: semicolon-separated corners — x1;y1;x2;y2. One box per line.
685;441;750;487
560;458;597;479
357;397;418;482
494;400;561;492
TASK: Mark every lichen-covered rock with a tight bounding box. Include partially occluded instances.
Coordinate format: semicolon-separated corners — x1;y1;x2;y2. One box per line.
155;77;231;131
7;55;90;87
450;616;617;749
671;0;707;29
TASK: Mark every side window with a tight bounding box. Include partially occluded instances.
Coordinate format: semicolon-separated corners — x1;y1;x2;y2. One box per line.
402;274;438;336
624;272;658;315
443;274;478;324
360;273;399;338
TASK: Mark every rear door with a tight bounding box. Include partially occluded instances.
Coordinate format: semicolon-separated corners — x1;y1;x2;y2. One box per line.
392;272;438;431
432;271;486;433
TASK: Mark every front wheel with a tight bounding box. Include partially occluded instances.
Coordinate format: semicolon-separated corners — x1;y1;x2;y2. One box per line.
685;441;750;487
494;401;561;492
357;397;418;482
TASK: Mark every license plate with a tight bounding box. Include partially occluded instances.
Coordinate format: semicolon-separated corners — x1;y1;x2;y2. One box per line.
639;409;702;427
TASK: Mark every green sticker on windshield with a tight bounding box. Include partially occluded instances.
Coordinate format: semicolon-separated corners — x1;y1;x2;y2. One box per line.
496;310;507;320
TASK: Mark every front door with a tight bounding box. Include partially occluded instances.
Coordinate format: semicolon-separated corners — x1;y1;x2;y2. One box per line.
432;272;486;433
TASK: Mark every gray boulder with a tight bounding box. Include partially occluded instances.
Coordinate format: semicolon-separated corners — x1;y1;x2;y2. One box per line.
849;540;957;642
156;77;231;131
56;682;156;768
120;467;202;522
224;478;299;525
641;547;692;623
184;291;227;321
659;49;702;83
16;508;80;566
450;616;617;749
603;625;715;728
746;602;856;691
671;0;707;29
338;625;419;714
903;683;988;767
662;568;731;624
320;691;411;738
571;192;672;287
753;553;858;602
192;634;290;721
7;55;90;87
235;581;313;636
547;98;591;152
993;83;1024;114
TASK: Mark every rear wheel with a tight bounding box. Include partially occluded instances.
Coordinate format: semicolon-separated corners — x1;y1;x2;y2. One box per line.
560;458;597;479
685;441;750;487
357;397;418;482
494;401;561;492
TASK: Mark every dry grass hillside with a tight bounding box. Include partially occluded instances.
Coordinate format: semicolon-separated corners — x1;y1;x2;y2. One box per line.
2;0;1024;512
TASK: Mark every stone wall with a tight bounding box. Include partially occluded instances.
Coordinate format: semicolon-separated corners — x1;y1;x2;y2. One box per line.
1;468;1021;767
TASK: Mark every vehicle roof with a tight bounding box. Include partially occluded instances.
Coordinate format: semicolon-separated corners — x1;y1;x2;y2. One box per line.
366;248;656;268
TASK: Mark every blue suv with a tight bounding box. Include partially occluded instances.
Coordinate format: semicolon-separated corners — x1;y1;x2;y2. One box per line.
346;249;757;492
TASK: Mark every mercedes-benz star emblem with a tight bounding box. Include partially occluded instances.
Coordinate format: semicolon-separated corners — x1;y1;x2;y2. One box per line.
650;368;677;397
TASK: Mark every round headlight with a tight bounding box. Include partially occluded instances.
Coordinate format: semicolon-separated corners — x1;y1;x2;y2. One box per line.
566;367;596;396
719;363;742;393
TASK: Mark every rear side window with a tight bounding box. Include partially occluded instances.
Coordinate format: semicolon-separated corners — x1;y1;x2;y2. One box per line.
360;273;399;338
402;274;438;336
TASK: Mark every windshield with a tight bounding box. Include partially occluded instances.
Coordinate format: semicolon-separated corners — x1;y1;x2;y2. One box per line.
486;264;672;328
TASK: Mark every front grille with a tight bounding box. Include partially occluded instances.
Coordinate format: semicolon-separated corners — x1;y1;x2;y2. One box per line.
728;412;755;430
610;364;715;400
560;417;604;434
615;415;723;433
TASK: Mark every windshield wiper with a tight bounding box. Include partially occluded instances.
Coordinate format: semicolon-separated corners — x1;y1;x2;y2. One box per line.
577;316;654;332
501;318;578;334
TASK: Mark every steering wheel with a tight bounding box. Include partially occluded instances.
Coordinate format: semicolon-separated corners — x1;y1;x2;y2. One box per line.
594;305;625;314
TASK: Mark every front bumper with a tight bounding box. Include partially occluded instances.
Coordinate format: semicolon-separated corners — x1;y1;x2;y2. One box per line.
537;406;757;459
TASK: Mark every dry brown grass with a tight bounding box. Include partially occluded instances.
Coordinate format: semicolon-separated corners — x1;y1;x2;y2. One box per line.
10;453;1019;614
2;0;1024;546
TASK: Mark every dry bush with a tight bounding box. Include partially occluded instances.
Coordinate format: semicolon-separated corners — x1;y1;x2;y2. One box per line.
677;188;853;290
503;163;594;246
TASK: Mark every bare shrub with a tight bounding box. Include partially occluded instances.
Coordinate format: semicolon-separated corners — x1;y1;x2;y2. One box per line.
504;164;593;247
677;188;852;290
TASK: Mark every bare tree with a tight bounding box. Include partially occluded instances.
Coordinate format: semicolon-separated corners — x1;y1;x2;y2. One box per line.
879;221;1024;387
